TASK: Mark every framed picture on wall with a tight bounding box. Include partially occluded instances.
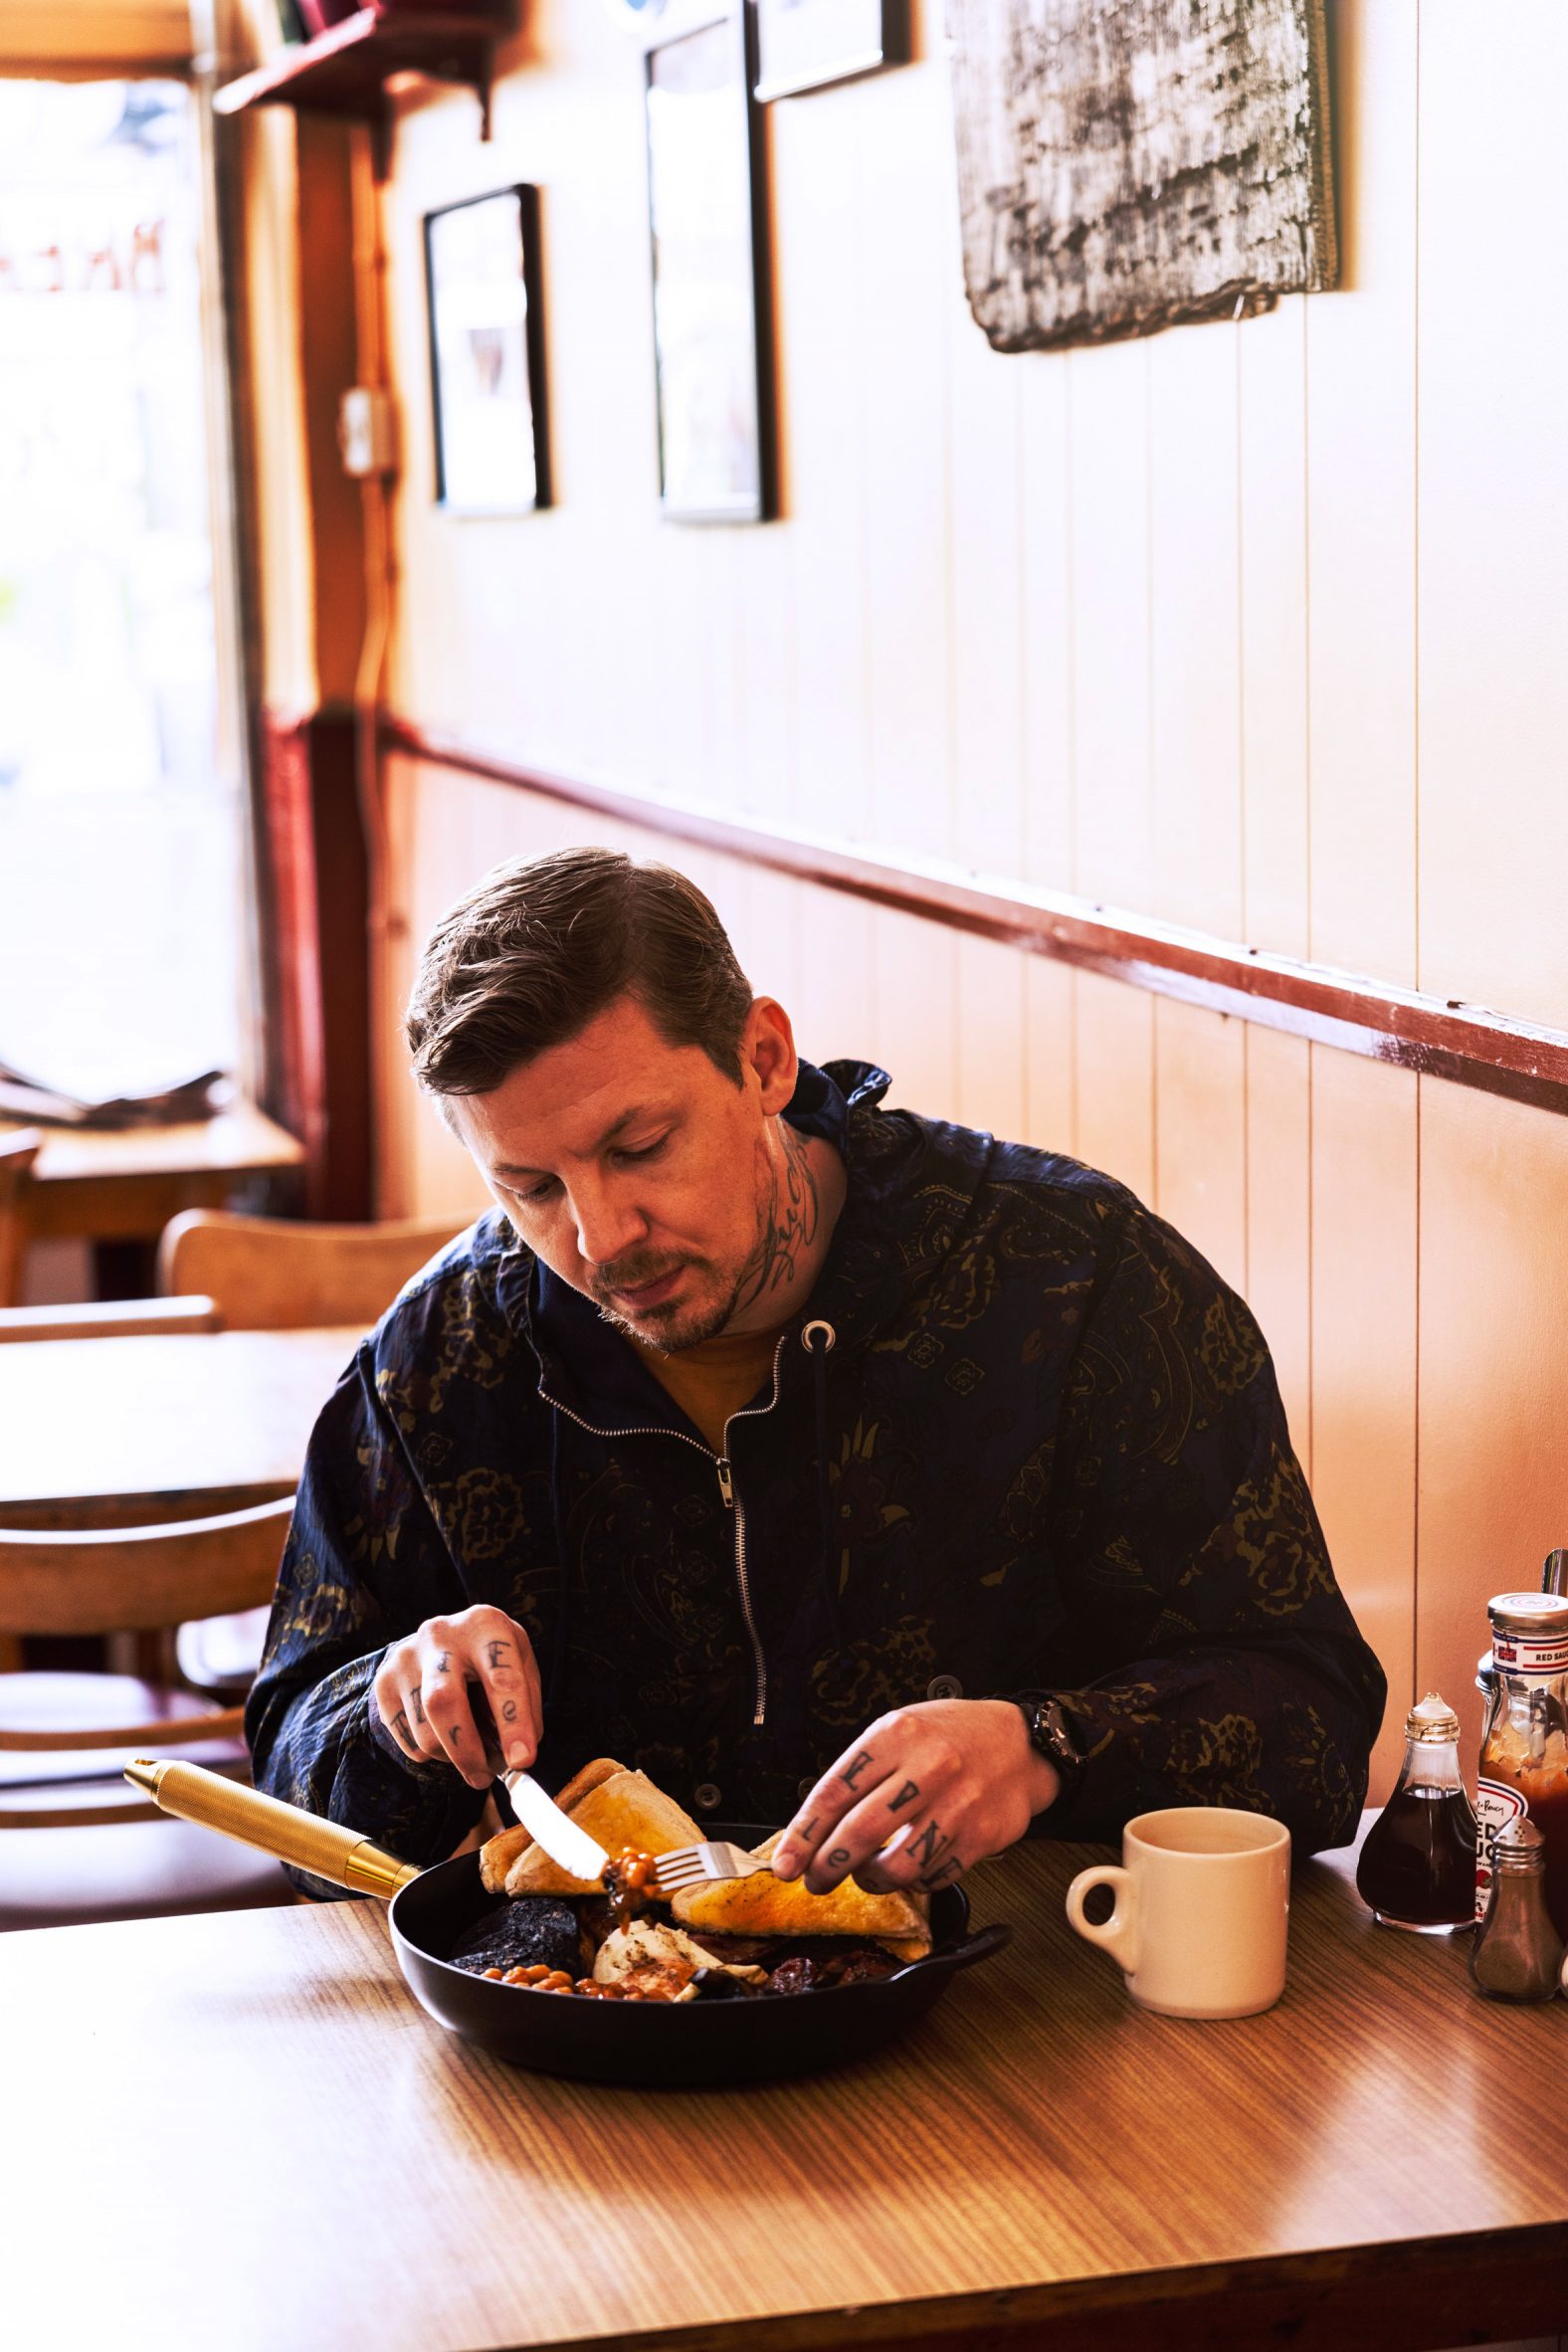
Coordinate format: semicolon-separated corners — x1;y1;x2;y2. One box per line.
754;0;909;101
424;185;551;514
644;8;776;522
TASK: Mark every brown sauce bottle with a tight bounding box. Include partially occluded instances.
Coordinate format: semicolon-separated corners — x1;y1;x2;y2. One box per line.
1356;1692;1476;1933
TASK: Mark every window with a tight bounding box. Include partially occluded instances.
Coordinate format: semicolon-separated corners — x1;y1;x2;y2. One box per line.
0;77;245;1102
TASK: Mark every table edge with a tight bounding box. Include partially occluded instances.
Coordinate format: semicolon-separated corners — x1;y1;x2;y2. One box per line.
499;2223;1568;2352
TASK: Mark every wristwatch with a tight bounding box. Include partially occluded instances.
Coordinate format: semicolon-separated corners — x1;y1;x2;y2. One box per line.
1010;1693;1086;1790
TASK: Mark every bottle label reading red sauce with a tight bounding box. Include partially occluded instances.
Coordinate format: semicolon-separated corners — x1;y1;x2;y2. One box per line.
1474;1777;1528;1924
1492;1628;1568;1673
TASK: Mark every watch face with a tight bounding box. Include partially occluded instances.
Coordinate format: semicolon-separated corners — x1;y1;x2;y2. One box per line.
1038;1700;1081;1768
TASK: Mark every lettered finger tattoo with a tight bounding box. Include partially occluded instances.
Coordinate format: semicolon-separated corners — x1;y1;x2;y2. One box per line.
905;1818;953;1872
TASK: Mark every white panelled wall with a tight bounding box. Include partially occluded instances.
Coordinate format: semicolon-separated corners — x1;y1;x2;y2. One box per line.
376;0;1568;1804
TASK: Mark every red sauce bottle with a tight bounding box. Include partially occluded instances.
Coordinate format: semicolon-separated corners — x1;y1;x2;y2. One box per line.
1356;1692;1476;1933
1475;1593;1568;1938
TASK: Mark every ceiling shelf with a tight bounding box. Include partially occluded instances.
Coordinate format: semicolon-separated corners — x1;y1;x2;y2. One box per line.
213;8;500;178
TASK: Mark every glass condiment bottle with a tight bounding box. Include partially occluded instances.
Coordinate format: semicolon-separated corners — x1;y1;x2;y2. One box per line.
1355;1691;1476;1931
1470;1817;1564;2001
1474;1592;1568;1938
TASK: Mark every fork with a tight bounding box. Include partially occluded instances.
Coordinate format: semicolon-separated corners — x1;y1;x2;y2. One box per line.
650;1841;776;1899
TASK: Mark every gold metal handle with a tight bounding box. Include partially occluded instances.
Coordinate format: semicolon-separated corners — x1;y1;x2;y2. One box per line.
125;1758;421;1900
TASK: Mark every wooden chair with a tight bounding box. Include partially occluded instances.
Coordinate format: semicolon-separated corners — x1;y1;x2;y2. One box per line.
153;1212;469;1702
157;1209;473;1331
0;1294;220;1343
0;1496;297;1930
0;1128;42;1307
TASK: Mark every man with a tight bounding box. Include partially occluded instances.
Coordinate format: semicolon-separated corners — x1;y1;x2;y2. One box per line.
247;849;1384;1901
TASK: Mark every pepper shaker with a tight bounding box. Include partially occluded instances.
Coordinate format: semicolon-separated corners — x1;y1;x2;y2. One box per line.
1470;1818;1564;2002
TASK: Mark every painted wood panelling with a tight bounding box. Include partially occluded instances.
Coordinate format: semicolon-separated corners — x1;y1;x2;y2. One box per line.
373;0;1568;1805
1302;0;1419;989
1416;1;1568;1027
1308;1050;1418;1799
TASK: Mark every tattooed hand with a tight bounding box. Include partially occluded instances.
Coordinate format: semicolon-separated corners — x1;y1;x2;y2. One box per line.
372;1605;542;1792
770;1700;1060;1896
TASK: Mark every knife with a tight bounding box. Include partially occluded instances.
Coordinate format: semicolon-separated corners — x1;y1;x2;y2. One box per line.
467;1680;610;1883
500;1767;610;1885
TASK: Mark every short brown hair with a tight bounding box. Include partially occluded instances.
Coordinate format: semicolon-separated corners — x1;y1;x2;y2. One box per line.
405;848;754;1094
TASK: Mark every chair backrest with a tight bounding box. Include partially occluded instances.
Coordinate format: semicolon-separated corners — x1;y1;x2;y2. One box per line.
0;1128;42;1309
157;1210;473;1331
0;1494;294;1638
0;1294;220;1344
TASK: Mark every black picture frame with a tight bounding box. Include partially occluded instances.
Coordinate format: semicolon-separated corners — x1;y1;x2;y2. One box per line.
424;184;551;515
644;7;776;523
753;0;909;101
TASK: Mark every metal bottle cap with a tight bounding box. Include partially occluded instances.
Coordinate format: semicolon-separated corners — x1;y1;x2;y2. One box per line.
1405;1690;1460;1743
1487;1592;1568;1635
1492;1817;1546;1872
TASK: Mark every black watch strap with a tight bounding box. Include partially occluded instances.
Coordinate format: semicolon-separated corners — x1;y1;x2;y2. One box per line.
1007;1693;1086;1786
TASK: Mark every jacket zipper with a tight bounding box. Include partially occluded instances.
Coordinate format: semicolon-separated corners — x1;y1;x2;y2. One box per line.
716;1337;788;1728
538;1333;787;1731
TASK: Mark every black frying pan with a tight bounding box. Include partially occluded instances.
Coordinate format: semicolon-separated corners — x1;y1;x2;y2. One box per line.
127;1760;1011;2087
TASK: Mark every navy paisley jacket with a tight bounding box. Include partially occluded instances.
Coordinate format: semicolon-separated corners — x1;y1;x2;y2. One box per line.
247;1060;1385;1894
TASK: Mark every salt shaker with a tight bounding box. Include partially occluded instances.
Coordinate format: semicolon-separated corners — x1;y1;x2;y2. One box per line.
1470;1818;1564;2002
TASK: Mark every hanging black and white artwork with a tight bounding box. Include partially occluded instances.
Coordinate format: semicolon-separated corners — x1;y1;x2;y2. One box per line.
947;0;1336;352
424;186;550;512
754;0;908;100
644;9;775;521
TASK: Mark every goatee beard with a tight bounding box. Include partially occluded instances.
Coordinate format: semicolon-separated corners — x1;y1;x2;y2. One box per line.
591;1264;744;1354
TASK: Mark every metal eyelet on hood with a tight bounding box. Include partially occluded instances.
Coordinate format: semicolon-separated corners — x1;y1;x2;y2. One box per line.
802;1319;836;1354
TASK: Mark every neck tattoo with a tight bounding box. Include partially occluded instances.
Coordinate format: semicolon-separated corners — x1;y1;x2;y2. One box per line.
736;1122;822;1315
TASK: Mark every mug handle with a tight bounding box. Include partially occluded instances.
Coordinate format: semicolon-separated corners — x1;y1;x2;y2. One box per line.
1065;1863;1139;1973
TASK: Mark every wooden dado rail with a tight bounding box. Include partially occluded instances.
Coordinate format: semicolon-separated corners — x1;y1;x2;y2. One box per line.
382;717;1568;1121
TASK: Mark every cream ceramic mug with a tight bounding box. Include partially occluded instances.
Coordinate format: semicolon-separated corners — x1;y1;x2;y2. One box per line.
1065;1807;1291;2019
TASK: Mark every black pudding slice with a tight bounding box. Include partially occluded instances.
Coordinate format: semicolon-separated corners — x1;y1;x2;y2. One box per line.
448;1898;581;1978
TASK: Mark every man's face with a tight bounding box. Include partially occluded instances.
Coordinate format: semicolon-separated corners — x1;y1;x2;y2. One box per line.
445;992;799;1350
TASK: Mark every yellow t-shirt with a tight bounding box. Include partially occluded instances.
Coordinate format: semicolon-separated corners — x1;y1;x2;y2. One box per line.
628;1320;791;1454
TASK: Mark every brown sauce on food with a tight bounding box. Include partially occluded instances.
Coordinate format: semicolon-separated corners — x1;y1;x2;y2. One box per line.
602;1846;658;1935
767;1948;899;1996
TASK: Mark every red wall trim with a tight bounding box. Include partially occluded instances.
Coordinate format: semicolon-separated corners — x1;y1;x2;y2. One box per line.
258;706;374;1218
381;715;1568;1120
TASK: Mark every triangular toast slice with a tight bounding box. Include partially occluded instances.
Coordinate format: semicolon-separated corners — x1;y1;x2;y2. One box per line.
479;1755;627;1895
501;1768;704;1898
672;1828;931;1957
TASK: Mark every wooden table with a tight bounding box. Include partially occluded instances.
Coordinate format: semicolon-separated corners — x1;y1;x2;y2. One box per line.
2;1829;1564;2351
10;1102;304;1245
0;1325;361;1529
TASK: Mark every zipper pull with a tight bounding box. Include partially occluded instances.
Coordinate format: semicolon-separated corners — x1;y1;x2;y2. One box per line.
715;1457;734;1508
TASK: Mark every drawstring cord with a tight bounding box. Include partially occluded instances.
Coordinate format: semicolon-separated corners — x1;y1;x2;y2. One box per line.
546;1401;572;1712
803;1319;842;1650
